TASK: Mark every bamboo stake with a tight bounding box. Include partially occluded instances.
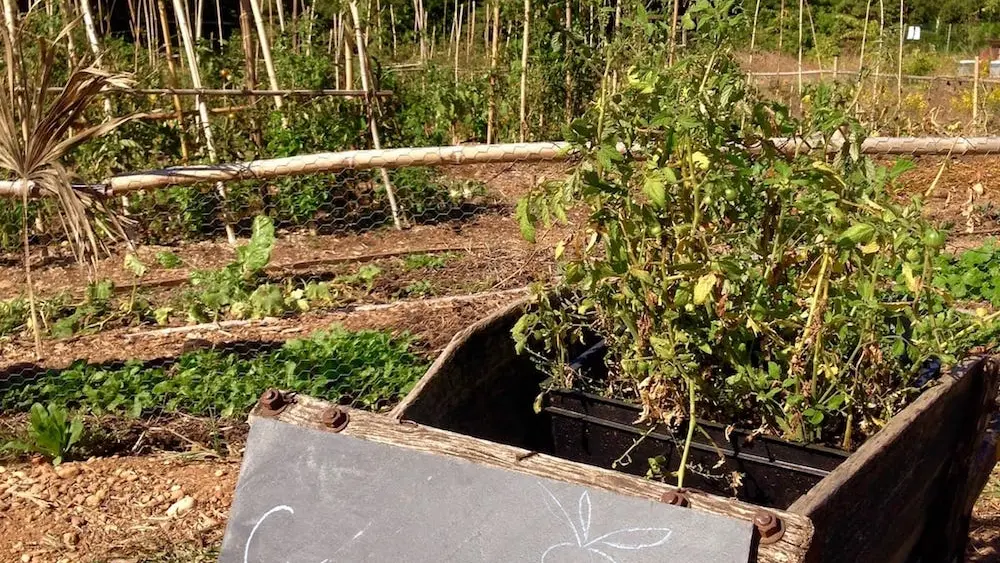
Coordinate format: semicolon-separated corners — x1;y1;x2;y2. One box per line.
60;0;78;66
454;2;463;85
670;0;680;64
468;0;475;60
564;0;571;124
896;0;903;107
519;0;529;142
157;0;190;161
344;35;354;89
450;0;458;51
749;0;761;69
859;0;871;77
483;1;489;51
276;0;285;31
974;58;980;125
238;0;262;150
171;0;237;245
247;0;285;112
389;3;396;56
804;0;822;70
215;0;223;45
79;0;114;116
195;0;204;39
797;0;803;99
348;0;403;230
778;0;784;51
487;0;499;144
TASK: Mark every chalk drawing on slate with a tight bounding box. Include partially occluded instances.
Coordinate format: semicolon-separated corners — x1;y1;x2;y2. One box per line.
220;417;753;563
538;485;673;562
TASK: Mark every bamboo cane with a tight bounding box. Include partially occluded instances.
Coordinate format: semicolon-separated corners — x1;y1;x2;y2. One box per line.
797;0;803;99
389;3;396;56
157;0;190;161
519;0;529;142
276;0;285;31
344;35;354;89
487;0;499;143
670;0;680;64
79;0;113;116
454;3;463;84
859;0;871;77
348;0;403;230
749;0;761;69
215;0;223;45
974;58;980;125
468;0;475;60
247;0;285;112
564;0;571;124
896;0;903;107
778;0;784;51
171;0;237;245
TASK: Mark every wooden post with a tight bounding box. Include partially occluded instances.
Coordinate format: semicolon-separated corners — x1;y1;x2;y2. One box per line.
348;0;403;230
519;0;529;142
973;58;980;124
487;0;499;144
171;0;237;245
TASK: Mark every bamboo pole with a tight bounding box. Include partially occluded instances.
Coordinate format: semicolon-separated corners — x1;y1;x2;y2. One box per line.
564;0;571;124
389;3;396;56
60;0;78;66
797;0;803;99
859;0;871;77
778;0;784;51
195;0;205;39
670;0;680;64
749;0;761;69
344;35;354;89
9;137;1000;198
519;0;529;142
896;0;903;107
215;0;223;45
487;0;499;144
79;0;114;116
171;0;237;245
247;0;285;112
276;0;286;31
974;58;980;125
348;0;403;230
468;0;475;60
157;0;190;162
454;3;463;84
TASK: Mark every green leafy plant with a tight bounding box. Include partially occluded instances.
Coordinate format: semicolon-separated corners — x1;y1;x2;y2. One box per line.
403;253;457;270
337;265;383;292
512;9;992;490
933;240;1000;306
3;403;84;464
0;326;428;418
156;251;183;269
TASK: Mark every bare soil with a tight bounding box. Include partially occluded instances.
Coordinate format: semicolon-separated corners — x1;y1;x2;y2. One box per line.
3;158;1000;561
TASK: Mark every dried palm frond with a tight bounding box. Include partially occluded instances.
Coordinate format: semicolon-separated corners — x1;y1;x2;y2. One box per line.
0;18;139;267
0;16;142;358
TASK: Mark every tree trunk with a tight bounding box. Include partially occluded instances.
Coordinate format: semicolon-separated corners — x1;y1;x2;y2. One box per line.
348;0;403;230
171;0;237;245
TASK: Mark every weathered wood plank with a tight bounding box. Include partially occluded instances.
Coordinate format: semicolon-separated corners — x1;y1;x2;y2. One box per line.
259;394;814;563
788;356;1000;563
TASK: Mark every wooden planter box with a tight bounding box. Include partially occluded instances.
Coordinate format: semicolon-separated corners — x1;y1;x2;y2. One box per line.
392;299;1000;563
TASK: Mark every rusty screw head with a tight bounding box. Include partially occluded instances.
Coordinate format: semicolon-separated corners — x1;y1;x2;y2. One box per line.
259;388;286;412
753;510;784;544
659;489;690;507
321;407;350;431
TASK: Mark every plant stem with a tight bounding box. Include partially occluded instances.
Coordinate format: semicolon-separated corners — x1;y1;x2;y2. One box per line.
676;375;697;488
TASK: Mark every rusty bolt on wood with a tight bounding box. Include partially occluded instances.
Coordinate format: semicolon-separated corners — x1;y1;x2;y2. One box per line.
258;388;286;414
753;510;785;544
659;489;689;507
321;407;350;432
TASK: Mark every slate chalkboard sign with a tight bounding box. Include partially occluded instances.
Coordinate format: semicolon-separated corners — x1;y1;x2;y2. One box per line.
221;417;754;562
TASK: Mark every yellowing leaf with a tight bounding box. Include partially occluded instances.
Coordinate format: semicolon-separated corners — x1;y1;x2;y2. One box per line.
859;241;880;254
693;273;717;305
643;176;667;208
902;263;921;294
691;151;710;170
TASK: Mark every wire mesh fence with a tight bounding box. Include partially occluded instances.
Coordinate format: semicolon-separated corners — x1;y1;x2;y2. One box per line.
1;135;1000;427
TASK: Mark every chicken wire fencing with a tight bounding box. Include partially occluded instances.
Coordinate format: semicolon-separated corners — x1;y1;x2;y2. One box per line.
0;137;997;425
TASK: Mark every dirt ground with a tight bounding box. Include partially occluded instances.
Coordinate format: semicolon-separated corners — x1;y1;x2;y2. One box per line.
4;157;1000;561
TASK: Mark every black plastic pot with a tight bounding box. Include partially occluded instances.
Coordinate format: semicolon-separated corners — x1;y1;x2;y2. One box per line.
543;388;848;508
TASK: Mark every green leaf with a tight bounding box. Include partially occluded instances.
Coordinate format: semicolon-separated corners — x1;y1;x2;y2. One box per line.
124;253;147;278
839;223;876;245
516;198;537;243
237;216;276;276
643;176;666;208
